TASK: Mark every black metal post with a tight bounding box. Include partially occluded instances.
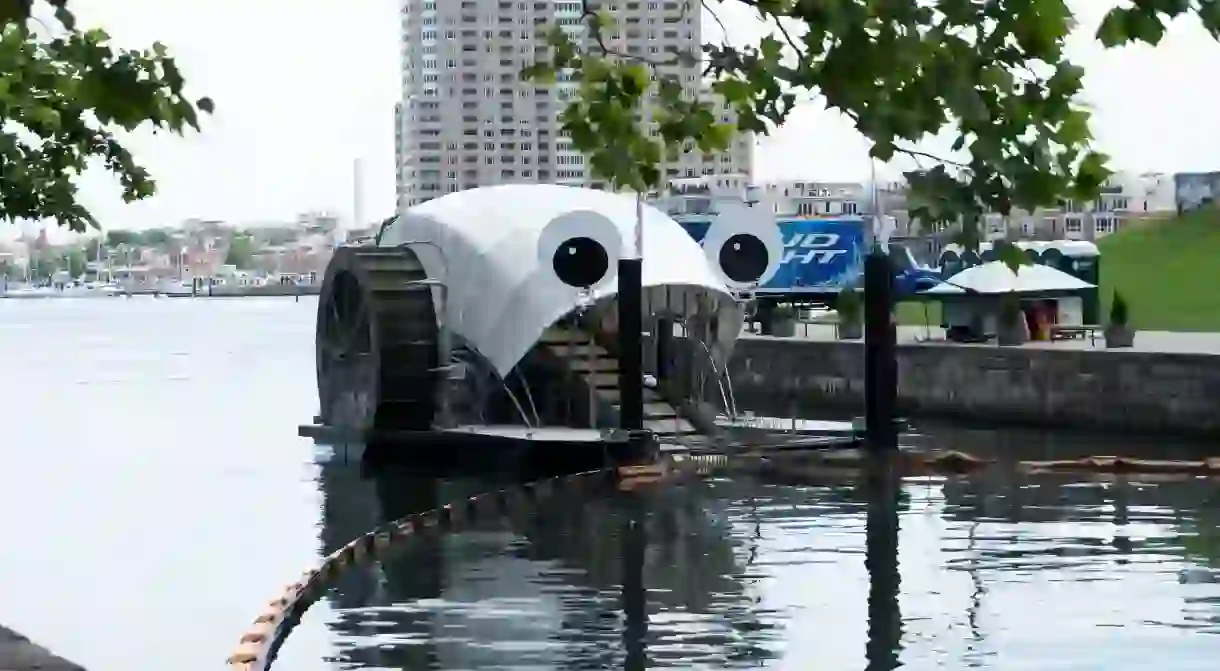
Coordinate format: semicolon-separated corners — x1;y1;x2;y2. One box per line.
617;257;645;434
863;248;898;453
655;316;671;382
756;300;775;335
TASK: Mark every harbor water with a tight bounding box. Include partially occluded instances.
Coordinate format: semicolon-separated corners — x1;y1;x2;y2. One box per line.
2;297;1219;670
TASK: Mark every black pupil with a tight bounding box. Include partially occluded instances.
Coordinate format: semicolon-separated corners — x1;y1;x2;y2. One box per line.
718;233;769;283
551;236;609;288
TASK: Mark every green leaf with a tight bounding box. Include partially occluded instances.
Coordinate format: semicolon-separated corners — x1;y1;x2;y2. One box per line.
27;104;61;130
513;0;1220;231
0;9;212;232
520;62;555;84
869;141;895;161
1125;7;1168;45
995;240;1029;273
54;6;76;31
1201;0;1220;38
1057;108;1091;145
1072;150;1112;198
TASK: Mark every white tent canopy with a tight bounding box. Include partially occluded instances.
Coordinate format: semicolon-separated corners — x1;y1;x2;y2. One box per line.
379;184;739;377
922;260;1095;295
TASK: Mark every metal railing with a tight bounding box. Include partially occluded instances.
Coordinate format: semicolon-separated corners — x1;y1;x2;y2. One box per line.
453;344;534;428
672;316;737;421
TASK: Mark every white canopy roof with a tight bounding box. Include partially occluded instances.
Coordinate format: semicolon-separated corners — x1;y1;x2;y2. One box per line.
379;184;738;376
923;260;1095;295
940;239;1100;258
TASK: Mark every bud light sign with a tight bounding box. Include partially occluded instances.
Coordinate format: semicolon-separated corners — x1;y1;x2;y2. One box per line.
675;217;868;292
768;219;866;290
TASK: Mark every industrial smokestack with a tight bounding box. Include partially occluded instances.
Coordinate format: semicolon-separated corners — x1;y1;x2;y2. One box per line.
352;158;365;232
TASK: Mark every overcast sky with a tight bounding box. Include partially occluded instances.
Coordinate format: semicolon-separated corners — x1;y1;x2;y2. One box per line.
15;0;1220;239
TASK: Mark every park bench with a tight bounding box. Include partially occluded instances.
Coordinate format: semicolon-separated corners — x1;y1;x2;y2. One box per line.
1050;324;1100;346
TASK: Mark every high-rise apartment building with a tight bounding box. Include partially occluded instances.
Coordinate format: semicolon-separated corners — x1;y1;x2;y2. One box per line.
393;101;405;207
396;0;754;210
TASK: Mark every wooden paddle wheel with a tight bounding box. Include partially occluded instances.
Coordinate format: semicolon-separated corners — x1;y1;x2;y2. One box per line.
315;245;440;433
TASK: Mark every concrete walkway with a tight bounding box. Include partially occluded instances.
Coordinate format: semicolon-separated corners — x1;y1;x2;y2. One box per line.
742;324;1220;355
0;626;85;671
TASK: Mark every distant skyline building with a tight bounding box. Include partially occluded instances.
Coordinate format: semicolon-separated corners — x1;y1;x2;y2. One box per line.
653;170;1182;264
395;0;753;211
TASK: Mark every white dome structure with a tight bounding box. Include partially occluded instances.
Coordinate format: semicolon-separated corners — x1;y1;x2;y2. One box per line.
379;184;741;377
923;260;1095;294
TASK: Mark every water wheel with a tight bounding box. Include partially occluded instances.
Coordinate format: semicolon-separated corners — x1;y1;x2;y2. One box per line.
315;246;440;433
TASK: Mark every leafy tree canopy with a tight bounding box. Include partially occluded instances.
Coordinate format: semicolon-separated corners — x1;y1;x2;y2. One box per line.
224;233;255;269
525;0;1220;250
141;228;173;246
104;229;141;247
0;0;212;233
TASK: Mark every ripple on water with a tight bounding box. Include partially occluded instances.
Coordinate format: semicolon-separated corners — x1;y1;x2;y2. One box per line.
5;298;1220;671
275;472;1220;671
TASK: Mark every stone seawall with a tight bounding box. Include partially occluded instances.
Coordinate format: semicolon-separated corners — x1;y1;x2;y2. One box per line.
726;338;1220;437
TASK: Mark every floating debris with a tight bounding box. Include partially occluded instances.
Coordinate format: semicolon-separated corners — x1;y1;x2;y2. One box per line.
1020;456;1220;476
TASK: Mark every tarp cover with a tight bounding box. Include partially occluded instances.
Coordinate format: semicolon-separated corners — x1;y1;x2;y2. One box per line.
380;184;738;376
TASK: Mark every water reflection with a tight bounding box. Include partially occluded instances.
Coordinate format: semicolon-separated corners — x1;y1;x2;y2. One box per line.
864;460;902;671
7;296;1220;670
621;492;647;671
294;456;1220;670
311;458;781;668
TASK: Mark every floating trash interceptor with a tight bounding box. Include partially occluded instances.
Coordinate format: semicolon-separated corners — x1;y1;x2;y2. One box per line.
313;184;753;450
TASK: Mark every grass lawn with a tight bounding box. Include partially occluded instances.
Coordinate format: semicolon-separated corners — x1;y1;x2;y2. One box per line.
891;208;1220;331
896;299;941;326
1098;208;1220;331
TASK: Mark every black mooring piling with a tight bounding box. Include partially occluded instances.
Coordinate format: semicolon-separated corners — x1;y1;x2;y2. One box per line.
617;257;645;432
617;256;656;463
863;248;898;453
655;316;671;381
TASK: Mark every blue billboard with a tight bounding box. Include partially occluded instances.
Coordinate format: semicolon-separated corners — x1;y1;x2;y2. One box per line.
677;217;868;292
770;219;867;290
677;216;939;296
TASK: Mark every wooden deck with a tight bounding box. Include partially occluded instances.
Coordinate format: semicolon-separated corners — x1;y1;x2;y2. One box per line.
298;421;863;473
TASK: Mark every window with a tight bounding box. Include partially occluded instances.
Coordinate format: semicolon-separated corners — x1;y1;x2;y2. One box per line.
1094;217;1115;235
1065;217;1083;234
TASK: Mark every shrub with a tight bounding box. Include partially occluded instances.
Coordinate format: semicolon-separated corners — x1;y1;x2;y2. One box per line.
999;292;1022;325
1110;290;1129;326
836;289;862;323
772;303;796;320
